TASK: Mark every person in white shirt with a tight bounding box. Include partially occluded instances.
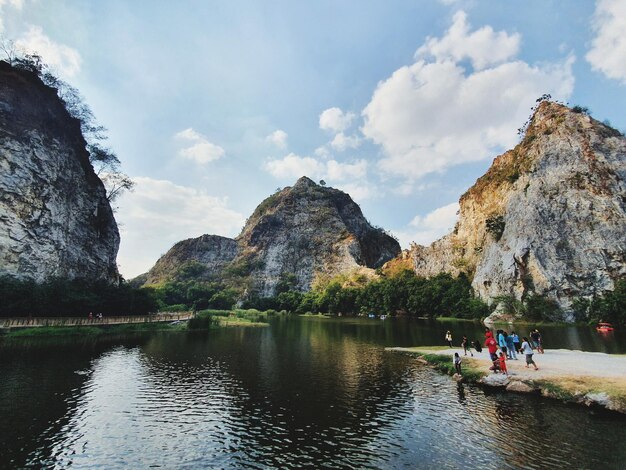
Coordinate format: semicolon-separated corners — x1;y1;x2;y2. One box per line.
521;337;539;370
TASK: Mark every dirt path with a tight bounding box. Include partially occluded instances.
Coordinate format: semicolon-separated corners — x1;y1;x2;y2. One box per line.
422;348;626;381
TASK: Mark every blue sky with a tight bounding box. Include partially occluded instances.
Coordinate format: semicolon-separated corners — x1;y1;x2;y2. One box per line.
1;0;625;278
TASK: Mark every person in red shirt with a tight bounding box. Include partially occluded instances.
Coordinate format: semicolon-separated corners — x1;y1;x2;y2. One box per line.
485;332;498;361
498;352;508;376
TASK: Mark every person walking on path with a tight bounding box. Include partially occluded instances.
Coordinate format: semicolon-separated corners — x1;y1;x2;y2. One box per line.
530;329;544;354
521;337;539;370
505;332;517;360
453;353;462;375
461;336;473;357
485;332;498;361
445;331;453;348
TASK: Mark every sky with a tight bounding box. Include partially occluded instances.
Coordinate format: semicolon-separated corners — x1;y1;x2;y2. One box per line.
1;0;625;278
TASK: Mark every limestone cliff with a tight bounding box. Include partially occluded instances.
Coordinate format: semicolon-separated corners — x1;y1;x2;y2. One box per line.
398;102;626;316
0;61;119;282
235;177;400;296
139;177;401;296
141;235;239;286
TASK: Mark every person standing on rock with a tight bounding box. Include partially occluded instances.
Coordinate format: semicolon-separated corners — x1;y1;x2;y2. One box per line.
521;337;539;370
445;331;453;348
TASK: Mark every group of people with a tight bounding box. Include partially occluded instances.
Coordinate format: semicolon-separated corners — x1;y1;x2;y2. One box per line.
88;312;104;320
450;327;543;376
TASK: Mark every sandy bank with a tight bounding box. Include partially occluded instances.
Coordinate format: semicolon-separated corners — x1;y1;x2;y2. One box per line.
387;347;626;414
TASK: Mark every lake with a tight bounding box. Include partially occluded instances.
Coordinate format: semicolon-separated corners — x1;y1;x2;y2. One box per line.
1;316;624;469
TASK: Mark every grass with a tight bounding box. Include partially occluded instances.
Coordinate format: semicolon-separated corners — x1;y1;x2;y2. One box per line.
435;317;482;323
390;347;486;382
535;376;626;408
3;322;186;338
3;308;277;338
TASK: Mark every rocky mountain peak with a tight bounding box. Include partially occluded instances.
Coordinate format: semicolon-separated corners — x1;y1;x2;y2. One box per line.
139;178;401;297
399;101;626;318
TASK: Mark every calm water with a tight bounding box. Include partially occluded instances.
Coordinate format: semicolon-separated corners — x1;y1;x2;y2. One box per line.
0;317;624;469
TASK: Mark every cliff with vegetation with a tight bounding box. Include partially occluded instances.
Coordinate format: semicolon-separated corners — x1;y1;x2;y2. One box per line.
396;101;626;319
0;60;119;282
138;177;401;297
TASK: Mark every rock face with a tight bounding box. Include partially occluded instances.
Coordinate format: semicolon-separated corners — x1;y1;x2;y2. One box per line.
142;235;239;285
0;61;119;282
140;177;401;296
236;177;400;296
400;102;626;317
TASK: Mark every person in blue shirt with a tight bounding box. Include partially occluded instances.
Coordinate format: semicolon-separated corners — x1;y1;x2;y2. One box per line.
505;331;517;359
497;329;508;357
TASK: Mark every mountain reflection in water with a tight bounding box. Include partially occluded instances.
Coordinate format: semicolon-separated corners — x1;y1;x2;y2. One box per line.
0;316;624;469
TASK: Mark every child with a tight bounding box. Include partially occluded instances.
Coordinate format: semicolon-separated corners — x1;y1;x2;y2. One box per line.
521;337;539;370
453;353;462;375
445;331;453;348
498;352;508;376
461;335;473;357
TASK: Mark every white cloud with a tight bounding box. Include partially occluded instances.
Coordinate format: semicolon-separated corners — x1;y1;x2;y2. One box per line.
175;127;225;164
394;202;459;248
333;182;376;203
586;0;626;84
14;25;81;77
265;153;368;182
264;153;325;180
266;129;288;149
362;11;574;183
416;11;520;71
264;153;373;200
0;0;24;32
115;177;245;278
326;159;367;181
319;107;356;133
330;132;362;151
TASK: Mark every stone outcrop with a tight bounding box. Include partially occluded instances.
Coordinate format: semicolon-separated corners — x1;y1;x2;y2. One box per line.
138;177;401;296
235;177;400;296
396;102;626;317
141;235;239;285
0;61;119;282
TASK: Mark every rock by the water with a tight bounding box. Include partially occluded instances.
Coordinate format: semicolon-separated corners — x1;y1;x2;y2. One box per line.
506;380;536;393
480;373;510;387
0;61;119;282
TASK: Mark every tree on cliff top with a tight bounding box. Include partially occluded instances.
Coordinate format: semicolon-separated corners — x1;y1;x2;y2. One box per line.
1;36;134;205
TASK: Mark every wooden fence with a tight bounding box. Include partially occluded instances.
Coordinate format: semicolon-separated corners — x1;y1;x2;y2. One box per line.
0;312;193;328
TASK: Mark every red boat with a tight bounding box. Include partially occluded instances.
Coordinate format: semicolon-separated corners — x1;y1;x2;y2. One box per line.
596;322;614;332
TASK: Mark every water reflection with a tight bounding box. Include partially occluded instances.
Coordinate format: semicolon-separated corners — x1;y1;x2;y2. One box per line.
0;318;624;469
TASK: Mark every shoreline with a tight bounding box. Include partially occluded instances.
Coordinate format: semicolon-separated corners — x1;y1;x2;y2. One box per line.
387;346;626;415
